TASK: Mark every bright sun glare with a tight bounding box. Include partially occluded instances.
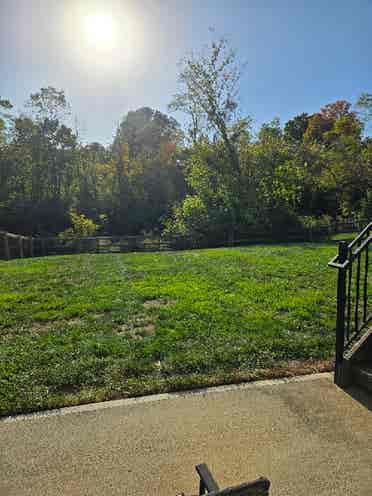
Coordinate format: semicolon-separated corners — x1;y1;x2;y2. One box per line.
83;14;117;49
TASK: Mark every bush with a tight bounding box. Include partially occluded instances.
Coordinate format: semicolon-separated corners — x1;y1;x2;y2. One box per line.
299;215;332;237
359;191;372;221
59;211;99;239
163;195;210;238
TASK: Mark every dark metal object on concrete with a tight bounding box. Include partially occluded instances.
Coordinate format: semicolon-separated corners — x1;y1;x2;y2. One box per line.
195;463;270;496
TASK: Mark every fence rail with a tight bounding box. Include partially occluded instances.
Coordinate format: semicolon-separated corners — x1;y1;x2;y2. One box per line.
0;231;36;260
328;221;371;382
0;218;368;260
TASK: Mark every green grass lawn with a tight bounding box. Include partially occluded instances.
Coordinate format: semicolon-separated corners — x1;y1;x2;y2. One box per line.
0;243;338;416
329;231;358;241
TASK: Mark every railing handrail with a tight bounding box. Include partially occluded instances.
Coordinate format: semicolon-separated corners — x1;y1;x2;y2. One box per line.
353;234;372;257
328;221;372;269
348;221;372;249
328;221;371;381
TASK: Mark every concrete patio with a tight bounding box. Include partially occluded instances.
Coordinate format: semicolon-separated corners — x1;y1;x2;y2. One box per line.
1;373;372;496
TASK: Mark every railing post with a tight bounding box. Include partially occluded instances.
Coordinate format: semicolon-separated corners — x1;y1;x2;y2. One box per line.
335;241;348;384
199;479;205;495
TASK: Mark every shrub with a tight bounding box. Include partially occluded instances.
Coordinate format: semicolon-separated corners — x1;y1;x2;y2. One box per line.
59;211;99;239
163;195;210;238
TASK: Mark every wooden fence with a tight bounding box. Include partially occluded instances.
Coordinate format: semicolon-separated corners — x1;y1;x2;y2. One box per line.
0;233;186;259
0;219;367;260
0;231;36;260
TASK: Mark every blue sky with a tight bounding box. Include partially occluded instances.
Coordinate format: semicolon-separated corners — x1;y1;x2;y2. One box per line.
1;0;371;143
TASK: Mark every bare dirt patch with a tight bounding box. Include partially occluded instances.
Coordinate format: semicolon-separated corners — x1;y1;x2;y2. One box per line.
65;318;84;326
132;313;152;325
29;317;84;333
116;314;157;339
91;313;105;320
136;324;156;337
143;298;175;309
29;322;54;333
117;323;130;333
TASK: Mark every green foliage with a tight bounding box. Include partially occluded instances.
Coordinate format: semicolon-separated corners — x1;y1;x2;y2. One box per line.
164;140;240;238
357;92;372;134
59;211;99;238
0;75;371;239
284;113;310;142
0;97;13;145
169;38;251;238
299;215;332;232
109;107;186;234
0;92;185;235
164;195;210;237
0;88;78;234
170;38;245;141
26;86;70;122
359;190;372;220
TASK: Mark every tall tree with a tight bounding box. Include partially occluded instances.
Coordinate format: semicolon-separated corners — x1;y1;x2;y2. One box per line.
111;107;185;234
0;98;13;145
0;87;78;233
284;113;310;142
26;86;70;122
357;93;372;124
169;38;250;240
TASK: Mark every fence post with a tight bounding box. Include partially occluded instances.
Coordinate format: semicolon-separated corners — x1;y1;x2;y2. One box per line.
30;237;34;257
41;238;46;256
334;241;348;385
18;236;24;258
3;233;10;260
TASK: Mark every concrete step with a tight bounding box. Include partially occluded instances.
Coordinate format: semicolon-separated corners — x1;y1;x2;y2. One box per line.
352;362;372;393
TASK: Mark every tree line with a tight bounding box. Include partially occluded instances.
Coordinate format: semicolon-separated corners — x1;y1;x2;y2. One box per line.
1;39;371;240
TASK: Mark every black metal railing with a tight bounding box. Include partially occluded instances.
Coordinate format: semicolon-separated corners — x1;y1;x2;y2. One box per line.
328;221;372;379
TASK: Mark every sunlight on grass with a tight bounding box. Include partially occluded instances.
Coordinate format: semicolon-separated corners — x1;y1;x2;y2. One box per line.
0;244;337;415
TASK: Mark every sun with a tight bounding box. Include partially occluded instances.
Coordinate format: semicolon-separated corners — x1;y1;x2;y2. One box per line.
83;14;117;49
